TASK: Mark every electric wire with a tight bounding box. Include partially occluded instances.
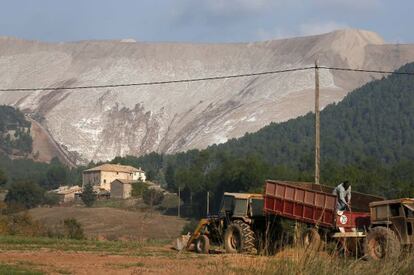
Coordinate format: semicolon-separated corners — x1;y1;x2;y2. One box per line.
0;66;314;92
0;65;413;92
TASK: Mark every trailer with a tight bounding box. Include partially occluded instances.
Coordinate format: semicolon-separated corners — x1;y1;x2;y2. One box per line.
263;180;383;254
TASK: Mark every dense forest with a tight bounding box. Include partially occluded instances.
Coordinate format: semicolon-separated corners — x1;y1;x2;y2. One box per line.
107;62;414;217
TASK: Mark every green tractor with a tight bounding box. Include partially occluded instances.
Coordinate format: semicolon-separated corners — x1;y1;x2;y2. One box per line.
182;192;265;254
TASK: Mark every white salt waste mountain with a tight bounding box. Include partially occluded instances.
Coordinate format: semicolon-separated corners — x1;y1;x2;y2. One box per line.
1;29;414;164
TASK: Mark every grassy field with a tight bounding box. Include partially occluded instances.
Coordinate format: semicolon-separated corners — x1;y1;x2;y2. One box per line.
28;205;186;241
0;235;413;275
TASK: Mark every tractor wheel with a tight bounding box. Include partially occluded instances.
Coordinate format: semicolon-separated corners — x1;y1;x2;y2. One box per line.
364;227;401;260
224;220;256;254
301;228;321;251
195;235;210;254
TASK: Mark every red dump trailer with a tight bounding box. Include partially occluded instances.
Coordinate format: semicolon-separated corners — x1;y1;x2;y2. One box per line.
263;180;383;253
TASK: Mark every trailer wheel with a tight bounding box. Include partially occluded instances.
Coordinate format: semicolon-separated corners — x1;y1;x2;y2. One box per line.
195;235;210;254
365;227;400;260
224;220;256;253
301;228;321;251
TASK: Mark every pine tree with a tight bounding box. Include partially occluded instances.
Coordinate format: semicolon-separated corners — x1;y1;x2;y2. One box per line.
81;183;96;207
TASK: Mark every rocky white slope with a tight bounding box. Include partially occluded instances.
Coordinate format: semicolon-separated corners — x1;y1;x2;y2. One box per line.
1;29;414;163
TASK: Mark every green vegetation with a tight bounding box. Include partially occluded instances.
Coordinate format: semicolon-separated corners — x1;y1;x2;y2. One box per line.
142;188;164;207
107;62;414;218
5;181;45;209
0;154;83;190
63;218;85;240
81;183;96;207
0;263;43;275
131;180;149;197
0;105;32;155
0;235;165;254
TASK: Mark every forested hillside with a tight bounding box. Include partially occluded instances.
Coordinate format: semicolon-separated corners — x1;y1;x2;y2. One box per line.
0;106;32;155
108;62;414;217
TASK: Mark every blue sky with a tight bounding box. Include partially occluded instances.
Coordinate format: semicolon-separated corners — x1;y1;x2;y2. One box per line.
0;0;412;43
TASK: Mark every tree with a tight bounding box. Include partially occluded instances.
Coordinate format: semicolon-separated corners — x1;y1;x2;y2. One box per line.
5;181;44;209
143;188;164;207
81;183;96;207
45;165;67;189
131;180;149;197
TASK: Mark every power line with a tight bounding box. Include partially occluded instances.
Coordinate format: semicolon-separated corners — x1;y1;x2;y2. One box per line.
0;65;413;92
320;66;414;76
0;66;314;92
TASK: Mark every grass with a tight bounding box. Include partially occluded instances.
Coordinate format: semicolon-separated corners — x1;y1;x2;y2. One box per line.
0;235;165;255
0;263;43;275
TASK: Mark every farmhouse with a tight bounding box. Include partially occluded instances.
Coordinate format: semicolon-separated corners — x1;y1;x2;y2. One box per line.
110;179;133;199
50;185;82;203
82;164;146;191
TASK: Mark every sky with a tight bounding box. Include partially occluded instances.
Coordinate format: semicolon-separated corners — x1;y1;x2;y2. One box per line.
0;0;412;43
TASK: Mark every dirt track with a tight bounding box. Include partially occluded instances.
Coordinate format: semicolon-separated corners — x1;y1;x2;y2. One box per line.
0;249;266;275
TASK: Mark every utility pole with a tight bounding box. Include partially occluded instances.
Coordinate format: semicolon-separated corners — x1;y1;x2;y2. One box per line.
314;59;320;185
206;191;210;216
178;186;181;218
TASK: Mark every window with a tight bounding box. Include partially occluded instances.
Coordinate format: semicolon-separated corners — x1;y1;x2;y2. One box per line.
389;204;401;217
104;179;106;184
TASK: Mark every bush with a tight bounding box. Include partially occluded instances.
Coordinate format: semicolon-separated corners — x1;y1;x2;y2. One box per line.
0;212;44;236
142;188;164;207
131;181;149;197
81;183;96;207
43;192;61;206
63;218;84;240
5;181;44;209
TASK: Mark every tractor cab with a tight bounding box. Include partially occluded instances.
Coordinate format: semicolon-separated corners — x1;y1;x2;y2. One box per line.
369;198;414;245
219;192;264;221
364;198;414;260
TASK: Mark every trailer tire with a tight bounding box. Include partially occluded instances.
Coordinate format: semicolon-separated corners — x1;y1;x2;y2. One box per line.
301;228;321;251
224;220;256;253
364;227;400;260
195;235;210;254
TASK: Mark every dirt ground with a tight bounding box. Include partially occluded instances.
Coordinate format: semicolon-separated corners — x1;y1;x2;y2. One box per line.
0;248;270;275
29;206;186;241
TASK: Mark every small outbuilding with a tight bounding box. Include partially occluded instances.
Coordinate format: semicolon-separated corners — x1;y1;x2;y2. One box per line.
110;179;133;199
50;185;82;204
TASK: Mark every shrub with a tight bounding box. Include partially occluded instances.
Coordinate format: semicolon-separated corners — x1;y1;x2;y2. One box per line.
142;188;164;207
0;212;44;236
131;181;149;197
5;181;44;209
63;218;84;240
81;183;96;207
43;192;61;206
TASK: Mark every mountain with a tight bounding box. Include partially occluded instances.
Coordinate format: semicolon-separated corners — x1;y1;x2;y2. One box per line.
1;29;414;164
122;62;414;214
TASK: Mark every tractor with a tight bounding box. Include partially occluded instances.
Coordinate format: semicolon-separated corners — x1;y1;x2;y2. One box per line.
183;192;264;254
364;198;414;260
